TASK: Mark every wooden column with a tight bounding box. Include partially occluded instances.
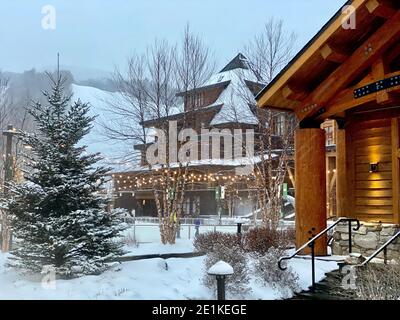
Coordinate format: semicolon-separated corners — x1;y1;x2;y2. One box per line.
336;128;347;217
391;118;400;224
295;128;327;256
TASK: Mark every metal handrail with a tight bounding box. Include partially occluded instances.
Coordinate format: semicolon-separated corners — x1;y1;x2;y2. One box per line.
278;217;360;291
357;230;400;267
278;217;360;270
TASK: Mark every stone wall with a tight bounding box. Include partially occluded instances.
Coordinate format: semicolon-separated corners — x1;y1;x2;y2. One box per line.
332;222;400;260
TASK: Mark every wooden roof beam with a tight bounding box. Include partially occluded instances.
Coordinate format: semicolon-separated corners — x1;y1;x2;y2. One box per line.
296;10;400;121
256;0;368;109
320;44;349;64
317;70;400;119
281;85;308;101
366;0;397;19
372;57;391;104
386;42;400;64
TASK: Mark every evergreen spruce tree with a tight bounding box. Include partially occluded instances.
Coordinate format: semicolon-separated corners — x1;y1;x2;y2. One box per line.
4;75;126;278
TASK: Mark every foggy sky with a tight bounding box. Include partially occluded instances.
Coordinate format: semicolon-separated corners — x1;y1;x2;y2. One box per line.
0;0;346;74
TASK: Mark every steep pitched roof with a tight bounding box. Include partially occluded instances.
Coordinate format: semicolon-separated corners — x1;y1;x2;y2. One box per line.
142;54;265;126
206;54;262;126
220;53;249;73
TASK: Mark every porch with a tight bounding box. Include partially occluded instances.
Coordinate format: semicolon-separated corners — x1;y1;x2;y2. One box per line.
256;0;400;257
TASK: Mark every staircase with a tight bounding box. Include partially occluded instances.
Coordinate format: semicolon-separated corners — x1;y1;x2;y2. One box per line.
291;268;349;300
280;219;400;300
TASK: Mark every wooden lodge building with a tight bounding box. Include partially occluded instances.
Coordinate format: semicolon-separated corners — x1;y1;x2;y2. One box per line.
257;0;400;257
112;54;295;218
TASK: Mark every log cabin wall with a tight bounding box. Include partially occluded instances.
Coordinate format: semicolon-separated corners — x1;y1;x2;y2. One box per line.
346;114;399;223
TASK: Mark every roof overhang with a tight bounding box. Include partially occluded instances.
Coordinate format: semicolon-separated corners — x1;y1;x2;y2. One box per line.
256;0;400;123
176;81;230;97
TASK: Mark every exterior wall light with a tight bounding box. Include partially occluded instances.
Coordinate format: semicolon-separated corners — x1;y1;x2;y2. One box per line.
369;162;379;173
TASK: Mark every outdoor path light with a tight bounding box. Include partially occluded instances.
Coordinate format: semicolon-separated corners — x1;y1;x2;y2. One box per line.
207;261;234;300
235;218;243;235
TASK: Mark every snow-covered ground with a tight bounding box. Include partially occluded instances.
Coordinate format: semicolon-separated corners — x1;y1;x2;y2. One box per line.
122;223;237;246
0;226;339;300
0;249;337;300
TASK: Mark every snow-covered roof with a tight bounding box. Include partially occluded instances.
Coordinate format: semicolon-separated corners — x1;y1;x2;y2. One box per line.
115;153;278;174
203;54;263;126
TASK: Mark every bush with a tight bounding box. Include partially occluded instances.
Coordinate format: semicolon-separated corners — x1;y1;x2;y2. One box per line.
354;264;400;300
254;248;300;298
196;228;298;298
203;242;250;298
123;231;140;248
243;226;295;255
194;232;242;253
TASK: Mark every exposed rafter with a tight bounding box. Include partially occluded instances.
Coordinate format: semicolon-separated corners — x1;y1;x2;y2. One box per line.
366;0;397;19
320;44;348;63
256;0;368;109
296;10;400;121
316;70;400;120
371;58;391;104
281;85;307;101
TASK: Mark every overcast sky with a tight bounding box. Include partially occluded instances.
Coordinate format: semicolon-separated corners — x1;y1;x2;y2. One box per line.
0;0;346;74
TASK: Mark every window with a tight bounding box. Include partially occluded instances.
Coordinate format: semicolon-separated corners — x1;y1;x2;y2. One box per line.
321;120;336;146
194;92;204;109
275;114;286;136
325;125;334;146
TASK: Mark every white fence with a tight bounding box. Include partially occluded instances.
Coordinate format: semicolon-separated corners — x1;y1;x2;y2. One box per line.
124;216;256;226
124;223;240;242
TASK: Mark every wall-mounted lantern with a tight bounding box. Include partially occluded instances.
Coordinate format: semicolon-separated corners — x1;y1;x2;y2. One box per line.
369;162;379;173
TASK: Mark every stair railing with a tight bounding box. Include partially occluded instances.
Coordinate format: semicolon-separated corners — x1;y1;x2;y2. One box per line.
278;217;360;291
357;230;400;267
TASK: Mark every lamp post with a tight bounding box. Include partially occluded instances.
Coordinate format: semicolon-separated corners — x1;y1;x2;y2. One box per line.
1;124;19;252
235;218;243;235
208;261;234;300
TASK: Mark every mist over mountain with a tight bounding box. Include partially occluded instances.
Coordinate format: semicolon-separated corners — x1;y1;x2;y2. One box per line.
40;65;117;92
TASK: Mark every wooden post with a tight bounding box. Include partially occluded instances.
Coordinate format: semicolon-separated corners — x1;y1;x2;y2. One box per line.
391;118;400;224
336;128;347;217
295;128;327;256
1;125;16;252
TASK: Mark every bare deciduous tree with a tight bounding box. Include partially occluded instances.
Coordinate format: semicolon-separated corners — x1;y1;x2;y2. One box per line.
245;18;297;83
250;109;296;229
175;24;215;108
102;26;215;244
154;26;215;244
217;18;297;228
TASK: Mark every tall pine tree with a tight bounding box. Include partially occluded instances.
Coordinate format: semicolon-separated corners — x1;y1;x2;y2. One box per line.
4;75;126;278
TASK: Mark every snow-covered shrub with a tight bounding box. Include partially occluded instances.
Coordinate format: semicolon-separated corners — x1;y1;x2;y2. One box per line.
122;230;140;247
254;248;300;298
243;226;295;255
194;231;242;253
203;242;250;297
354;264;400;300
